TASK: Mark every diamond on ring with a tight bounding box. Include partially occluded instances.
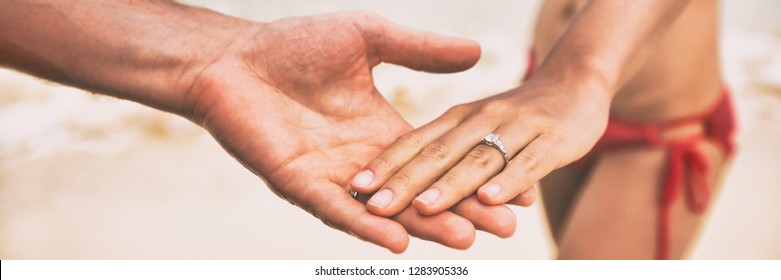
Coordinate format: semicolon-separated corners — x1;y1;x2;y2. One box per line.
349;189;359;200
480;132;510;165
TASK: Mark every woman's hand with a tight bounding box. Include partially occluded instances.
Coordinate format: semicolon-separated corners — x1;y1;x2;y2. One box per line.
352;76;612;216
347;0;692;218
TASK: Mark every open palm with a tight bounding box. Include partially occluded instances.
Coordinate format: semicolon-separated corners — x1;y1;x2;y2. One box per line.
187;12;517;253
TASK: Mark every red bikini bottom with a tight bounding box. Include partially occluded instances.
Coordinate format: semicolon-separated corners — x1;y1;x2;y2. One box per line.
525;51;737;259
576;88;736;259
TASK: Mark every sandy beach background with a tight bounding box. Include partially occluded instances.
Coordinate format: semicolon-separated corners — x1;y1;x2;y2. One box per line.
1;0;779;259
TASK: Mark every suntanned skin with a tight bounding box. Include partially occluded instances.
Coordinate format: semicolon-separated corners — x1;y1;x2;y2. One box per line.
534;0;721;121
354;0;729;259
0;0;730;258
355;0;692;216
0;0;521;254
536;0;729;259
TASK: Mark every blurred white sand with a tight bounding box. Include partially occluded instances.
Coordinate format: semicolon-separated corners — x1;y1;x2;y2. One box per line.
1;0;780;259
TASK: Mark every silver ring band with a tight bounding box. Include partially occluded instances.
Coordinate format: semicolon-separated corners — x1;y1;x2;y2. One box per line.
480;132;510;165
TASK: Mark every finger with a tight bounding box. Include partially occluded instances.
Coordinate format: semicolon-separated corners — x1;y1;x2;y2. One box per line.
350;105;469;194
356;192;476;250
356;12;481;73
451;195;517;238
305;181;409;253
506;186;538;207
360;193;511;246
478;136;560;205
394;205;476;250
366;116;497;217
412;124;537;215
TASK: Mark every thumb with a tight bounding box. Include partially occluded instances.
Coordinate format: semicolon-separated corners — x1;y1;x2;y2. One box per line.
357;12;481;73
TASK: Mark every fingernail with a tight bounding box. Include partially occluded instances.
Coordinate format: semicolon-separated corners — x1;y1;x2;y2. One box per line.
351;170;374;188
416;189;440;206
368;189;393;208
481;183;502;198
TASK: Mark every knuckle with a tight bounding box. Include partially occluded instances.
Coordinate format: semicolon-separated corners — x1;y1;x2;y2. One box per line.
420;141;451;162
445;104;469;115
364;10;383;21
351;10;379;21
465;146;497;168
436;174;458;189
500;170;522;185
346;11;387;42
396;131;423;149
435;174;468;198
387;173;415;192
513;152;540;174
367;132;422;172
543;130;565;142
539;121;564;136
369;154;394;172
477;100;511;117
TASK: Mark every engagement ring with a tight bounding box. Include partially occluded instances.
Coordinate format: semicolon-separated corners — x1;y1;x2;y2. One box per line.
480;132;510;165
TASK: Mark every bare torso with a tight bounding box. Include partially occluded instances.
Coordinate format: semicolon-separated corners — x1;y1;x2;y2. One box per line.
533;0;722;121
534;0;731;259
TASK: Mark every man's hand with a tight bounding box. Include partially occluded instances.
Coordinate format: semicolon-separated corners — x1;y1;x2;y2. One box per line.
0;0;518;253
186;12;516;253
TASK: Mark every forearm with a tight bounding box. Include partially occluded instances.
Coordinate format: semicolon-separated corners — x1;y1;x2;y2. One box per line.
0;0;252;114
532;0;690;98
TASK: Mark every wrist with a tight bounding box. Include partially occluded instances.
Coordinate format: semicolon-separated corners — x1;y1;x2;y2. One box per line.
177;23;271;125
133;2;257;116
526;52;615;104
0;0;256;115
